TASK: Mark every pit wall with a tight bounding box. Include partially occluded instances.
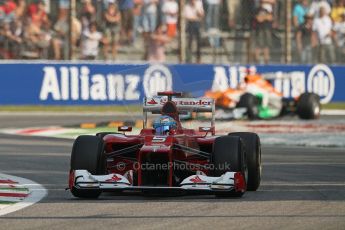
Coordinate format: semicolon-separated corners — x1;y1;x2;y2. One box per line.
0;62;343;105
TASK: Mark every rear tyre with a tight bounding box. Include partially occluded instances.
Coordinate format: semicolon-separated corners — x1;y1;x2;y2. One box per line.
212;136;247;197
296;93;321;120
237;93;259;120
229;132;261;191
70;135;106;198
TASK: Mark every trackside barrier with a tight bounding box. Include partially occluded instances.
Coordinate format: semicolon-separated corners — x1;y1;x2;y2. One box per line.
0;62;344;105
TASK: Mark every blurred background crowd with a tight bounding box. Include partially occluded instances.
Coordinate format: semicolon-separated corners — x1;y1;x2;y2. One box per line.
0;0;344;64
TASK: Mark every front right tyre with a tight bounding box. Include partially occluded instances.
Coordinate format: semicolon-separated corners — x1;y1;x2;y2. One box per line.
212;136;247;197
229;132;261;191
70;135;106;198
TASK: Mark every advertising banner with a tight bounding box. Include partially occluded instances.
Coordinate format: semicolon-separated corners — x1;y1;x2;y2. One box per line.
0;62;343;105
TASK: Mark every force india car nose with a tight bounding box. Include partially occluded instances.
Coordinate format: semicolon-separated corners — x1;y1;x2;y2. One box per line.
69;92;261;198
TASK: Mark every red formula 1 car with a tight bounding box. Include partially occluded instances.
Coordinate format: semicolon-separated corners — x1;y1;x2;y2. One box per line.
69;92;261;198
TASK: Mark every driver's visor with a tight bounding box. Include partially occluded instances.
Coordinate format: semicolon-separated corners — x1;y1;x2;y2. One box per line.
155;125;170;135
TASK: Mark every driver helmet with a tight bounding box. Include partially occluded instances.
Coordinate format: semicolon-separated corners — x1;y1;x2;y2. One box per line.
153;115;177;135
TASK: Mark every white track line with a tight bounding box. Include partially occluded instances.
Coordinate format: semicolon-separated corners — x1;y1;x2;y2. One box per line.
264;162;345;166
0;173;47;217
261;182;345;186
321;110;345;115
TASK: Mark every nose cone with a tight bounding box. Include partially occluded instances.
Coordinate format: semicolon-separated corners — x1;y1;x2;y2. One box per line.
141;135;173;153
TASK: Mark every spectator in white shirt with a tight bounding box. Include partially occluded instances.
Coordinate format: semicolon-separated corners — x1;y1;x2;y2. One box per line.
333;12;345;62
162;0;178;38
81;22;105;60
312;6;335;63
309;0;331;18
184;0;204;63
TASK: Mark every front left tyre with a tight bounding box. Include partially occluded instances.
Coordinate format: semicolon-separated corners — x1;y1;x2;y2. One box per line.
70;135;106;198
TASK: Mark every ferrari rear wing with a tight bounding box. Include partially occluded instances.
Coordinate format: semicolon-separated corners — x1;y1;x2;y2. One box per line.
143;97;215;113
143;95;215;130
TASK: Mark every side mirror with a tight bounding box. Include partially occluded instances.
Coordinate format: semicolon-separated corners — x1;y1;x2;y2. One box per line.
118;126;132;132
199;127;214;133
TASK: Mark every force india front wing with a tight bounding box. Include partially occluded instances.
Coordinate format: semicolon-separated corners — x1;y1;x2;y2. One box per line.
70;170;246;195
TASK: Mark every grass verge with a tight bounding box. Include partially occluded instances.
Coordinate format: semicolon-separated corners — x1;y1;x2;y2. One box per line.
322;103;345;110
0;201;17;204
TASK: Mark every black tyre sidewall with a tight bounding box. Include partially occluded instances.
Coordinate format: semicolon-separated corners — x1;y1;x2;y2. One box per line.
212;136;245;175
212;136;246;197
229;132;261;191
71;135;106;175
296;93;321;120
237;93;259;119
70;135;106;198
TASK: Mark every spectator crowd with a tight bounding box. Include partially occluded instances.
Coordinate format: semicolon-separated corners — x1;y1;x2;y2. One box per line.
252;0;345;64
293;0;345;64
0;0;345;64
0;0;180;62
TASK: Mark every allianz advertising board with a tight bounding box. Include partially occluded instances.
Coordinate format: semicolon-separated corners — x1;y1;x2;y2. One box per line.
0;62;343;105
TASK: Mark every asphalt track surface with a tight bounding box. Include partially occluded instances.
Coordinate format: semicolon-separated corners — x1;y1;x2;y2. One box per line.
0;115;345;229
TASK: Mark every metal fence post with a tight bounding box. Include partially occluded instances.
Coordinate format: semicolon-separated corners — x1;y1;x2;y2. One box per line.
179;0;186;63
285;0;292;64
69;0;76;60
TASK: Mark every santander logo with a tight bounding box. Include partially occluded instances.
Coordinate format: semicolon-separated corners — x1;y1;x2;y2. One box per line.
190;176;206;183
147;99;158;105
145;97;213;108
106;174;122;182
158;99;212;106
175;100;211;106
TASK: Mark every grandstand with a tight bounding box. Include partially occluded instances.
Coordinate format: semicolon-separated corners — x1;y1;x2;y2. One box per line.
0;0;343;64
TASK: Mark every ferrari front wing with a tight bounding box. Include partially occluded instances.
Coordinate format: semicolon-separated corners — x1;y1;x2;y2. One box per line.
70;170;246;195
